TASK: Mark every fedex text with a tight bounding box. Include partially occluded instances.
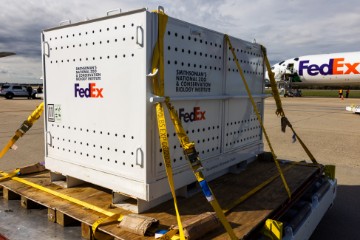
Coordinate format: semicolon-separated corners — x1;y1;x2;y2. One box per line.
299;58;360;76
179;107;206;123
74;83;103;98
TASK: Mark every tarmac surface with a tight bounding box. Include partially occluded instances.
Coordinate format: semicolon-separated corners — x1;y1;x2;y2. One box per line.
0;97;359;239
264;97;360;240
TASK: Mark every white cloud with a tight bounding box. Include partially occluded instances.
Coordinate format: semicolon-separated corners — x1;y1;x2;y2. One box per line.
0;56;41;83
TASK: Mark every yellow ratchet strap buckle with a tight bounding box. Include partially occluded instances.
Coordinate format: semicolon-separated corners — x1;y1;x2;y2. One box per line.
183;145;203;172
262;219;283;240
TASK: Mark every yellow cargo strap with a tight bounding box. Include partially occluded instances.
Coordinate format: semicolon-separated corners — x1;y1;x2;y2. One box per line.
324;165;336;180
0;173;120;218
151;9;167;97
223;165;293;214
92;213;124;240
0;101;119;238
158;229;180;240
164;99;237;240
151;10;185;240
155;102;185;240
261;46;318;165
225;35;291;199
151;10;236;239
0;169;20;182
0;102;44;158
0;170;123;239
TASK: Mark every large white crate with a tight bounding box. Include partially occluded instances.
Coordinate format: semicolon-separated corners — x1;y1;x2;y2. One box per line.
42;8;266;210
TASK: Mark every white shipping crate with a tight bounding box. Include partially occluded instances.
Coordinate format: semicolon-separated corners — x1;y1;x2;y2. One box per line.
42;8;266;212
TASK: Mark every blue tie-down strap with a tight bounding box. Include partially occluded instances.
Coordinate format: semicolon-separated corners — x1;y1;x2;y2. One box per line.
199;180;214;202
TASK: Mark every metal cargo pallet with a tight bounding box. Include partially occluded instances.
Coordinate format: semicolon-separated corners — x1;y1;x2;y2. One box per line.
0;158;322;239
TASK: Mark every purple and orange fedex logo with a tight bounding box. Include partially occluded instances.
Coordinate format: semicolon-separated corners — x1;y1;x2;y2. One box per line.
179;107;206;123
299;58;360;76
74;83;103;98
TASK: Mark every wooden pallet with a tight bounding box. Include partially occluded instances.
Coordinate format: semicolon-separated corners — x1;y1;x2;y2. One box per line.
0;159;321;239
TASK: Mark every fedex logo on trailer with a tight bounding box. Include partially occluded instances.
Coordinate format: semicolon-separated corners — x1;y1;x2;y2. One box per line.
299;58;360;76
74;83;103;98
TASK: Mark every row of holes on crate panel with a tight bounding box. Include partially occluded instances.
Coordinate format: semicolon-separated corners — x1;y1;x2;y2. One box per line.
157;130;260;167
167;31;222;48
227;69;263;75
50;145;136;168
225;125;261;137
166;46;261;66
166;60;221;71
51;124;135;139
225;118;261;147
225;134;261;147
166;42;221;70
227;47;262;57
158;145;220;167
48;24;137;41
164;125;221;136
164;65;261;75
167;31;261;58
226;118;258;126
50;53;135;64
51;136;134;155
50;37;135;51
166;58;262;75
159;135;220;152
227;59;263;74
166;51;260;68
158;125;220;166
167;46;222;61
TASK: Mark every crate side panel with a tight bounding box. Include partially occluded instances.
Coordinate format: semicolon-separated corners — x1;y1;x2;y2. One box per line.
43;12;148;182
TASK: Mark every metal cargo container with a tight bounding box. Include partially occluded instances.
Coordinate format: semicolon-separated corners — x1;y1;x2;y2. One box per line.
42;7;266;212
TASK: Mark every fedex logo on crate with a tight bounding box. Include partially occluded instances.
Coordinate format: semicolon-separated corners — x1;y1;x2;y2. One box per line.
179;107;206;123
74;83;103;98
299;58;360;76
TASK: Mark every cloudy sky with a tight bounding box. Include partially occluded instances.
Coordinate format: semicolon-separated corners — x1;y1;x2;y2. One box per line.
1;0;359;83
